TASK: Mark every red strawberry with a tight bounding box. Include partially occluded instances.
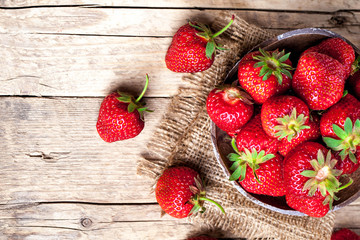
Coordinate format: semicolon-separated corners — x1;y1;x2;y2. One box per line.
155;166;225;219
206;85;254;133
283;141;353;217
302;38;355;78
96;75;152;142
228;115;285;196
228;137;285;196
285;193;329;218
292;51;347;110
165;15;234;73
348;56;360;99
260;95;310;140
187;236;218;240
348;71;360;99
331;228;360;240
278;113;321;157
236;114;280;154
333;150;360;175
320;94;360;173
238;48;293;104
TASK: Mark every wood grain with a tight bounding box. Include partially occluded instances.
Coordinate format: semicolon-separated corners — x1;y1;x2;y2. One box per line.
1;8;359;36
0;97;167;204
1;8;360;97
1;0;359;12
1;3;360;239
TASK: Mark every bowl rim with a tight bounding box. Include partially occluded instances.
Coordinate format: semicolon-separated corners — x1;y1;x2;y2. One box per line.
211;27;360;216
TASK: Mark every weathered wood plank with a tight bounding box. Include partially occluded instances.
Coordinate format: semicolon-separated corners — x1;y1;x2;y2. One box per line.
1;8;359;36
0;97;168;204
0;203;238;240
1;8;360;97
0;201;359;239
0;34;188;97
0;0;359;12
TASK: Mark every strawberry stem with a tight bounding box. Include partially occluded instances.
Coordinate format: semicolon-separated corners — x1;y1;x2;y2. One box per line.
211;15;235;39
198;196;226;214
135;74;149;103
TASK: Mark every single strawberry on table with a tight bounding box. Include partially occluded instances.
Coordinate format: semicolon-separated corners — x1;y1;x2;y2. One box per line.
292;38;354;110
283;141;353;217
238;48;293;104
320;93;360;174
155;166;225;219
165;15;235;73
227;114;285;196
206;84;254;134
96;74;152;142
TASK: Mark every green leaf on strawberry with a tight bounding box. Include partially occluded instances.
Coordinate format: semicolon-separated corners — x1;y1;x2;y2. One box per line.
323;117;360;164
252;48;294;85
300;149;353;209
228;138;275;183
189;15;235;59
273;108;310;142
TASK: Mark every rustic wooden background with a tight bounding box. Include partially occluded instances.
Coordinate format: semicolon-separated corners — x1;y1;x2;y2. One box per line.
0;1;359;239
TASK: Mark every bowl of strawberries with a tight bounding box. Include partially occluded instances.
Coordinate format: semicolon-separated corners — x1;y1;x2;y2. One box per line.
209;28;360;217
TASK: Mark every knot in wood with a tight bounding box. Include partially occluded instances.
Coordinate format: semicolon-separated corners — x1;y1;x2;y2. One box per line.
80;218;92;228
329;16;347;26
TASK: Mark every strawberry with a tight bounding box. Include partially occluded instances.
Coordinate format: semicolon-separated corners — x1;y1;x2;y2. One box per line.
260;95;310;140
320;94;360;173
278;113;321;157
165;15;234;73
292;42;349;110
187;236;218;240
348;71;360;100
302;38;355;78
235;114;280;154
155;166;225;219
283;141;353;217
237;48;293;104
228;137;285;196
227;115;285;196
348;56;360;99
96;75;152;142
206;84;254;133
333;150;360;175
285;193;329;218
331;228;360;240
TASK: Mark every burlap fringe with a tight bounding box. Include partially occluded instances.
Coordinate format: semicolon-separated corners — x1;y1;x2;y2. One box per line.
137;11;335;240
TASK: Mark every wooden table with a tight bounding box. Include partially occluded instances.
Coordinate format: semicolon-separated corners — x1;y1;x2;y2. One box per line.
1;1;359;239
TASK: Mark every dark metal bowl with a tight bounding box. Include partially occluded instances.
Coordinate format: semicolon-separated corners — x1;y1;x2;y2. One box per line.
211;28;360;216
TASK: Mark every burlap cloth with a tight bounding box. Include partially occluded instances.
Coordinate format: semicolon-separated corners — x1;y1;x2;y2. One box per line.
137;11;335;240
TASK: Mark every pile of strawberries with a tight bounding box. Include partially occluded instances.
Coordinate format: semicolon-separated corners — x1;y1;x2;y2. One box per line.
94;14;360;221
207;37;360;217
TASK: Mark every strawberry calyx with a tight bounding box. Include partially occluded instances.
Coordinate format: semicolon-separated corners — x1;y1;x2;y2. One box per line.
252;48;294;84
189;15;235;59
187;174;225;216
216;85;253;105
323;117;360;164
116;74;153;120
300;149;353;209
273;108;310;142
228;138;275;183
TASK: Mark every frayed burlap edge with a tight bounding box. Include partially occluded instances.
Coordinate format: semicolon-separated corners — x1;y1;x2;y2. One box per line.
137;11;335;240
